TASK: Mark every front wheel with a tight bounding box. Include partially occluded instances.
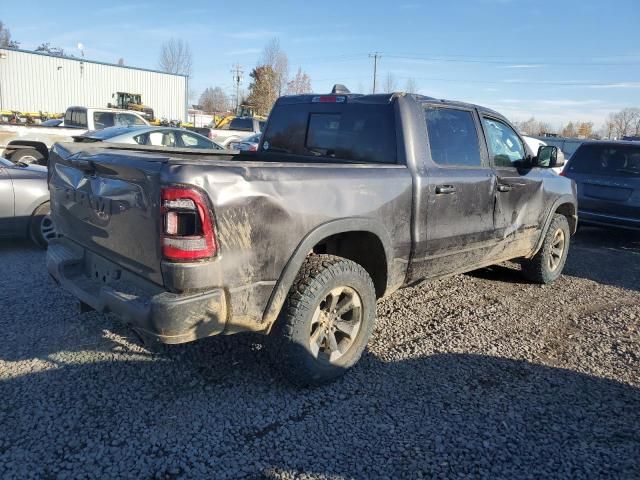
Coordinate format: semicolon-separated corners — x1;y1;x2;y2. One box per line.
269;254;377;386
521;214;570;284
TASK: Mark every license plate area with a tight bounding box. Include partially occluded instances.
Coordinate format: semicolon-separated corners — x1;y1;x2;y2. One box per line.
86;254;122;285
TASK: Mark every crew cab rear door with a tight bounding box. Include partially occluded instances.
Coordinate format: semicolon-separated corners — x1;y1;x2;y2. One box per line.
411;104;497;279
481;115;545;255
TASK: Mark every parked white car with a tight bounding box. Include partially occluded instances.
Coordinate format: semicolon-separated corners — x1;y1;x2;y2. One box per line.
523;136;564;174
0;106;149;165
209;117;265;147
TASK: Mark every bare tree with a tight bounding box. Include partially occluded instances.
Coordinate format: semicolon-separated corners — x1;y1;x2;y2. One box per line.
286;68;312;95
607;108;640;139
199;87;230;113
261;38;289;96
158;38;193;77
383;73;397;93
117;58;125;66
0;21;19;48
561;122;577;138
404;78;418;94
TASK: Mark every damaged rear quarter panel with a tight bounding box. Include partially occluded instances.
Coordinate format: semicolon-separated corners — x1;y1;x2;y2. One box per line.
161;159;414;332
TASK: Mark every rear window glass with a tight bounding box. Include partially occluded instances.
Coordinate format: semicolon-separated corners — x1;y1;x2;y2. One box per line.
261;103;397;164
568;144;640;177
229;118;253;131
94;112;115;129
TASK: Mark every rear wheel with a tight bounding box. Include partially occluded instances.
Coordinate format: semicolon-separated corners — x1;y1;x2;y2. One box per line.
30;202;56;248
521;214;570;284
269;254;377;386
11;148;45;165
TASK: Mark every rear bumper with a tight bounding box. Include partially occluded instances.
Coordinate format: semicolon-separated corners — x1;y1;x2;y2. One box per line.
46;239;228;344
579;209;640;231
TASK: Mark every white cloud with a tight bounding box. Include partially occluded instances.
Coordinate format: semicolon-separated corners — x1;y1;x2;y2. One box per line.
501;64;544;69
588;82;640;89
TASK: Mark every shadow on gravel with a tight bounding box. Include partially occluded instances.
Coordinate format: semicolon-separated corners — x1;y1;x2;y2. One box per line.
466;226;640;292
1;342;639;479
564;226;640;292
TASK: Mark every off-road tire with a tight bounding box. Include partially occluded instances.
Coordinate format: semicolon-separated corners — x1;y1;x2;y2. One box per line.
521;214;570;284
269;254;377;386
12;148;45;165
29;202;56;248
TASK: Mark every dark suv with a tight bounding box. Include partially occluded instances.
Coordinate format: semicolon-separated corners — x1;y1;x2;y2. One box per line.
563;141;640;230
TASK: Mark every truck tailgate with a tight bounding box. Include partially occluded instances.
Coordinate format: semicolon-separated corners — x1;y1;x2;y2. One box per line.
48;144;166;285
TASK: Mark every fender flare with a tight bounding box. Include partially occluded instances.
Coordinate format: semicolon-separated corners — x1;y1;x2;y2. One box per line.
6;141;50;159
262;218;394;327
531;195;578;256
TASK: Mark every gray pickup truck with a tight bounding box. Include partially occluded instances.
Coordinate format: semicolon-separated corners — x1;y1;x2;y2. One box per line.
47;87;577;385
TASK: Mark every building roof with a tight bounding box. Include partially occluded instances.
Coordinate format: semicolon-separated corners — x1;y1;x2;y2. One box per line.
0;47;188;77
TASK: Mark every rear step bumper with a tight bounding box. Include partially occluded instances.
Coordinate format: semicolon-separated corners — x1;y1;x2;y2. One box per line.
47;239;227;344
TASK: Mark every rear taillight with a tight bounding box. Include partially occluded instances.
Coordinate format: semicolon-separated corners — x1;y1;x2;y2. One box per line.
559;170;565;176
248;144;258;152
161;187;217;261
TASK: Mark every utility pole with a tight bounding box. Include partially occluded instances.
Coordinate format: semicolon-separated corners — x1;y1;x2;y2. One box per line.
368;52;381;93
231;64;243;115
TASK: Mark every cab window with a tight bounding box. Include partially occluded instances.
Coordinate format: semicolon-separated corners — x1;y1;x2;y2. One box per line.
229;118;254;131
483;117;525;167
425;107;482;167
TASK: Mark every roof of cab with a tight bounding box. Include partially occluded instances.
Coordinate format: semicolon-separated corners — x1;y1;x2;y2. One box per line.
275;91;506;119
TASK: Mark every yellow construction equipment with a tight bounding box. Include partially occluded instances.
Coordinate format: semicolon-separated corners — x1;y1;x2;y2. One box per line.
109;92;155;121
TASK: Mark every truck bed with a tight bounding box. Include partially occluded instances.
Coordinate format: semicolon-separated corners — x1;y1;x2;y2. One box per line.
48;142;413;334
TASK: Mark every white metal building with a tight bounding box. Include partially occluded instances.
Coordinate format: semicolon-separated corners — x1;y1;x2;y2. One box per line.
0;48;187;121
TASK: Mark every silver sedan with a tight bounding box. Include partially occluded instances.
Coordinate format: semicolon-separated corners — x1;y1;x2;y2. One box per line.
0;157;55;247
74;125;225;150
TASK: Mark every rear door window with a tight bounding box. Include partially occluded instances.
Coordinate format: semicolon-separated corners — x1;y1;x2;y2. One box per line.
568;144;640;177
261;102;397;164
424;107;482;166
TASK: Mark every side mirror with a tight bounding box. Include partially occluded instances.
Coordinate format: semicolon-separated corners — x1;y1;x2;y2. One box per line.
536;145;565;168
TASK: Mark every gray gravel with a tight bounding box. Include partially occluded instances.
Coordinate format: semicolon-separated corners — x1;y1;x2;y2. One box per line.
1;227;639;479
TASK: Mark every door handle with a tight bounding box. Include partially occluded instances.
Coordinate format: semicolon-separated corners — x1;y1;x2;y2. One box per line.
497;184;512;192
435;185;456;194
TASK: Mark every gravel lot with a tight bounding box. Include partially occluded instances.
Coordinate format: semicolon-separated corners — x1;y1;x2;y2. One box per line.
1;227;639;479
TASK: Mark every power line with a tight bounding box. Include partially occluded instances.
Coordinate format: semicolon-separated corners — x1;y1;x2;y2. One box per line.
381;53;640;67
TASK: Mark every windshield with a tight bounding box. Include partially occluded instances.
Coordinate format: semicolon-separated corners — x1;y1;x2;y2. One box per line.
568;144;640;177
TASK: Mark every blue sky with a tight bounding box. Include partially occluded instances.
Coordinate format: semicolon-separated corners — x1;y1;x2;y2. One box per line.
3;0;640;127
